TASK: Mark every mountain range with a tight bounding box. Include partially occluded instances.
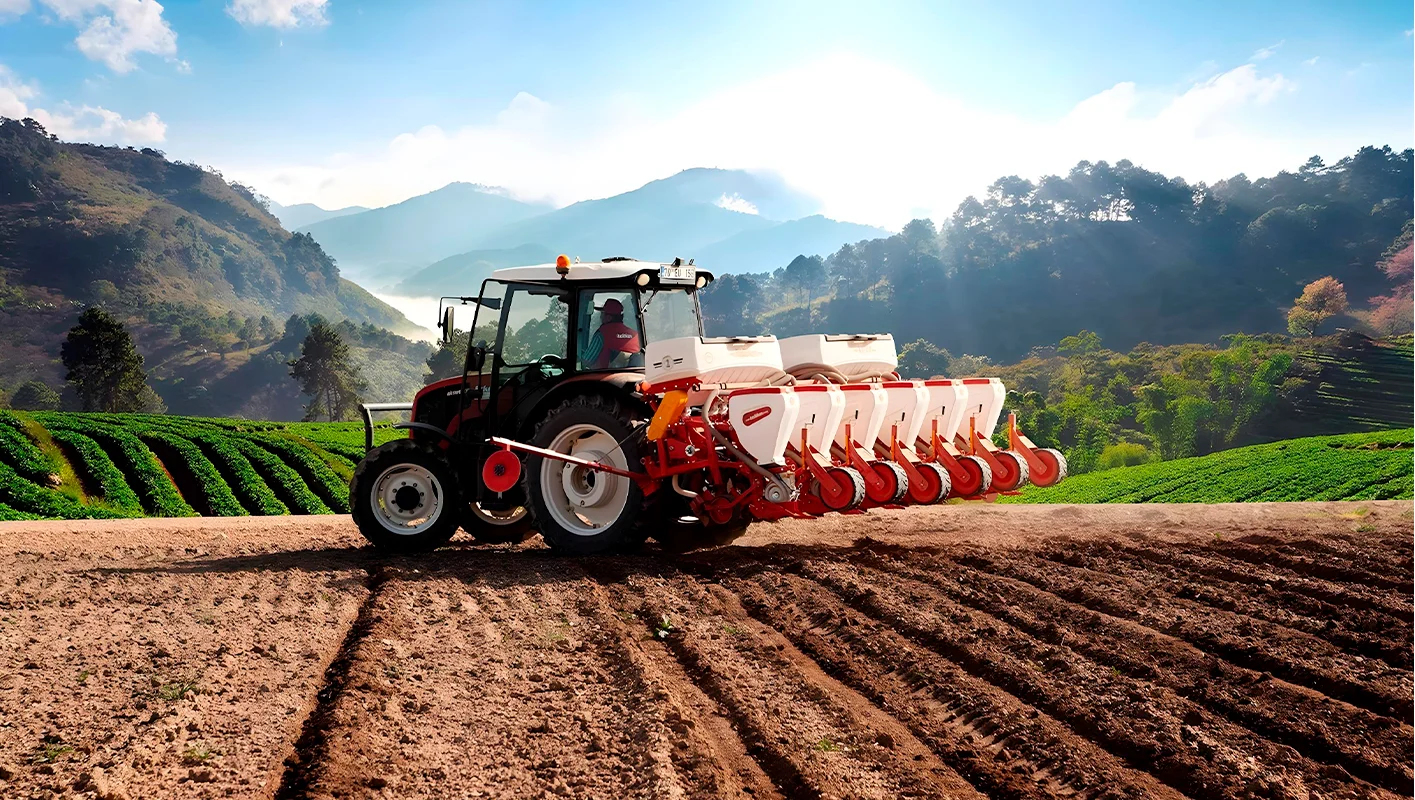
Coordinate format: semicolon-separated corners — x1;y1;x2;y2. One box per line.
268;200;368;230
294;168;889;296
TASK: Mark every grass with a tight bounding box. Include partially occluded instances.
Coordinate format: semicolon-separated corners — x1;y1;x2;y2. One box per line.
1006;429;1413;504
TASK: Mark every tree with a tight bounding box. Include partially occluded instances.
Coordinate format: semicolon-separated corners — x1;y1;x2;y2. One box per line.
10;380;60;411
61;308;165;413
897;339;953;378
1286;276;1348;336
289;322;367;421
781;255;826;322
425;329;469;384
1366;225;1413;335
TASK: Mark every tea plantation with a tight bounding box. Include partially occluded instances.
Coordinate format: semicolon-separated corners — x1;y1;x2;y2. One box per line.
0;411;402;521
1006;428;1414;504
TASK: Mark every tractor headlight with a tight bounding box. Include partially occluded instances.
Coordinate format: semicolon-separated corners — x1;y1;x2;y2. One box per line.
695;275;707;289
636;272;651;287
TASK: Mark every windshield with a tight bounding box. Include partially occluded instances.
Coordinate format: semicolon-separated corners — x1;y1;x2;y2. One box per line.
638;288;702;343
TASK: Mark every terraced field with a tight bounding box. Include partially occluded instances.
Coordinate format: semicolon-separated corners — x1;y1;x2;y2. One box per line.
1007;428;1413;504
0;502;1408;799
0;412;400;521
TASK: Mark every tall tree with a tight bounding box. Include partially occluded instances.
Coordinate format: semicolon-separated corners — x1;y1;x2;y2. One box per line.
10;380;60;411
289;322;367;421
61;308;165;413
1286;276;1348;336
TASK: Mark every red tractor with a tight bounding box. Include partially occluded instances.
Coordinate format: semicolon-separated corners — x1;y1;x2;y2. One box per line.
350;256;1066;554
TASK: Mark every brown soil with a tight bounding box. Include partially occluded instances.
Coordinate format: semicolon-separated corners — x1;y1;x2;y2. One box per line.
0;501;1409;799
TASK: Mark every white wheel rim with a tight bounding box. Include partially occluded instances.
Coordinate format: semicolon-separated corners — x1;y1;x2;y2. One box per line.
469;503;527;526
371;464;444;535
540;423;630;537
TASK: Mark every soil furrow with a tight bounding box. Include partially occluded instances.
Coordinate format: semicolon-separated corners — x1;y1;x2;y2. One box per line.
1196;540;1413;593
1105;541;1412;620
1033;540;1412;669
590;558;988;800
702;558;1192;800
1238;532;1414;577
956;549;1413;721
789;556;1403;800
274;566;389;799
858;546;1413;794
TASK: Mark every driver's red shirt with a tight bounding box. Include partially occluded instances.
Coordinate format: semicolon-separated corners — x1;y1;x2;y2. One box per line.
585;322;641;369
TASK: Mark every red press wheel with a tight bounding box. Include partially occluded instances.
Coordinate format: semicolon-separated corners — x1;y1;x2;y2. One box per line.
990;451;1030;492
866;460;909;504
906;462;951;504
814;466;866;511
949;455;992;498
1029;448;1068;488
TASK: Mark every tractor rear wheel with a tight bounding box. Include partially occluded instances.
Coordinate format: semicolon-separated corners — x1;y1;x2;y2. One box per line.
462;502;535;544
524;395;646;555
351;439;462;552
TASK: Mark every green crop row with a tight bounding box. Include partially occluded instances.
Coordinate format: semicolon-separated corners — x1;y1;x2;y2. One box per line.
252;435;350;513
1006;429;1414;504
47;428;144;514
0;411;58;483
188;432;288;516
138;430;248;516
0;460;122;519
37;415;196;518
0;500;39;521
229;438;331;514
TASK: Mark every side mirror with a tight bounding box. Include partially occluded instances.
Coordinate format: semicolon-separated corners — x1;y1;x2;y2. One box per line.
468;343;487;373
440;306;455;344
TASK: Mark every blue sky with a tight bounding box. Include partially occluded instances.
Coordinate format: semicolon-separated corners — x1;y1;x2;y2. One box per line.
1;0;1410;227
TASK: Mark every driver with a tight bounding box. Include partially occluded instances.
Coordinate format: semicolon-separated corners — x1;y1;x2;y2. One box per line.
583;298;641;369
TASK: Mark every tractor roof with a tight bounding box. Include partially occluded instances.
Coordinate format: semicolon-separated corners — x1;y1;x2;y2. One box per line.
491;258;714;286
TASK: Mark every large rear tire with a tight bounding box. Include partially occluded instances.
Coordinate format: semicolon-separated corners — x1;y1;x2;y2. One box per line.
351;439;462;553
523;395;646;555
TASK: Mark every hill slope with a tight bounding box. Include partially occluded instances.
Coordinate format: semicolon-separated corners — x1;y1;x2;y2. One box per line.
695;215;889;274
1005;429;1413;504
297;183;551;282
388;243;557;296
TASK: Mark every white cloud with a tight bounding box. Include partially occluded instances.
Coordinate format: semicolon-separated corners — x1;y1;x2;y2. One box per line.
0;0;30;19
231;54;1337;229
715;193;759;215
0;63;165;143
175;58;190;73
227;0;327;28
1303;56;1319;66
1251;40;1284;61
38;0;177;73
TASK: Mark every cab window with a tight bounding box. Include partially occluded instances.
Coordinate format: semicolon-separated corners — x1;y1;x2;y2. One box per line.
639;287;702;343
578;290;642;371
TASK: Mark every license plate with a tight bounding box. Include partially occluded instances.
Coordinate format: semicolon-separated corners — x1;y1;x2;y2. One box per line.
659;264;695;284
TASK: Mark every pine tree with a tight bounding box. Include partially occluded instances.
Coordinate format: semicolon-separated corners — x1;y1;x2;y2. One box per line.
61;308;166;413
289;322;367;422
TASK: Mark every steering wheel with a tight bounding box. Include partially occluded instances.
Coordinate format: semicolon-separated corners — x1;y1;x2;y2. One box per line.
532;353;568;375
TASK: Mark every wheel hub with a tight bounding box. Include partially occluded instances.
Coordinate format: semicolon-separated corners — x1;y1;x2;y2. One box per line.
371;464;442;535
562;449;612;508
393;485;422;512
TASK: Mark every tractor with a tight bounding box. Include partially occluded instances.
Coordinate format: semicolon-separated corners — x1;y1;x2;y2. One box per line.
350;255;1067;554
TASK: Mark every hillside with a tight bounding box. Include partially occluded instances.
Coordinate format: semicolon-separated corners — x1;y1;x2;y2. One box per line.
695;214;889;273
297;182;552;282
269;200;369;230
389;243;557;296
1005;428;1412;504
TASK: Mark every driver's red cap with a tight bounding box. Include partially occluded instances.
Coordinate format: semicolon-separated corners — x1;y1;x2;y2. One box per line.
600;298;623;314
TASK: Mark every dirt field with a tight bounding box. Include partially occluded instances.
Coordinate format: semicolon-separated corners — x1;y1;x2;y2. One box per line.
0;502;1410;799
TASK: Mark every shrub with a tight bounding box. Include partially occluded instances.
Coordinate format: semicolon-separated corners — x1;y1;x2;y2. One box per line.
1097;442;1155;470
10;381;60;411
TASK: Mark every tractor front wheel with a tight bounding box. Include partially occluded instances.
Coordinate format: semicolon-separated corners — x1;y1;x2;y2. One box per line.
524;395;646;555
351;439;463;552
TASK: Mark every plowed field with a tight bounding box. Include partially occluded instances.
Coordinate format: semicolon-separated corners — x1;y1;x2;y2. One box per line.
0;502;1410;799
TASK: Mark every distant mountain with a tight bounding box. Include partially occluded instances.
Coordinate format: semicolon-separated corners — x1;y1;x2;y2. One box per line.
695;215;890;274
298;183;551;283
469;168;813;262
269;200;369;230
389;244;558;297
0;117;422;399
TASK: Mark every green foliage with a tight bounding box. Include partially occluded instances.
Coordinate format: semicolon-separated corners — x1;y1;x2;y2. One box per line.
46;428;144;514
229;438;332;514
0;411;58;483
1006;429;1413;504
188;431;288;516
0;460;121;519
62;308;165;413
897;339;953;379
10;381;60;411
1096;442;1155;470
137;430;247;516
39;417;195;517
251;435;349;513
